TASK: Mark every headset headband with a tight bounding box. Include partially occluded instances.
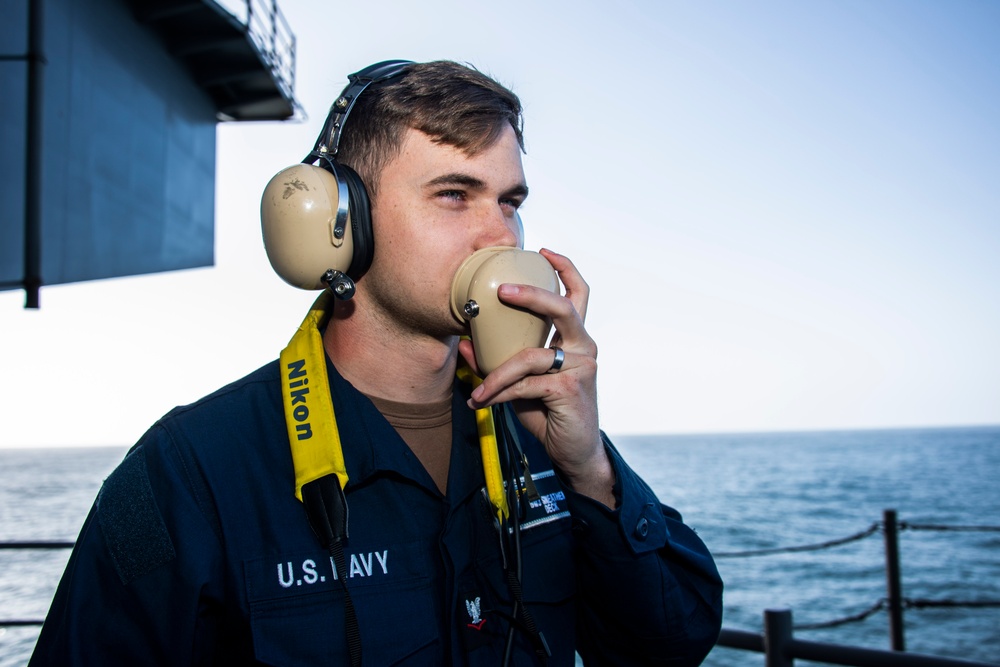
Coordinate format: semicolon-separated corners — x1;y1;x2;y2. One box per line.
310;59;415;160
295;60;414;257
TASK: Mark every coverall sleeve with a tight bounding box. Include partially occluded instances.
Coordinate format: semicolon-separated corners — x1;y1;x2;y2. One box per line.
566;434;723;666
28;425;226;666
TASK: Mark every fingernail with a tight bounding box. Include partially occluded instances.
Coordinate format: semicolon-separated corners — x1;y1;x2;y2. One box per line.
499;284;520;297
471;385;484;401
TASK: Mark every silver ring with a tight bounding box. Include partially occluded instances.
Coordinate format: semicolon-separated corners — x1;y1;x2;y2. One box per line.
548;347;565;373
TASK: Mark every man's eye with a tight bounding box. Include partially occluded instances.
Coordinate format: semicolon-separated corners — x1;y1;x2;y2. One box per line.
501;198;523;210
439;190;465;201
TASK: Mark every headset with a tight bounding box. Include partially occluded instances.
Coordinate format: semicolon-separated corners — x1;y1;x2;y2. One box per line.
260;60;414;299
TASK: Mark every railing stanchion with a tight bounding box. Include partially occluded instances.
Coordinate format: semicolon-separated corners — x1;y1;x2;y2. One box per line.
764;608;794;667
883;508;906;651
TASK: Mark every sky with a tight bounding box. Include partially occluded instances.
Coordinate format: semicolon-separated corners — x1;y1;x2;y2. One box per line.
2;0;999;447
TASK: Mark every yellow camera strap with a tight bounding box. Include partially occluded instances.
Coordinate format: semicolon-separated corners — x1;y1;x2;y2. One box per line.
280;292;348;500
280;294;509;520
456;360;509;521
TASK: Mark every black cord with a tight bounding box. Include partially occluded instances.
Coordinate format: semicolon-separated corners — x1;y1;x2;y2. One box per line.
495;403;550;666
497;403;521;665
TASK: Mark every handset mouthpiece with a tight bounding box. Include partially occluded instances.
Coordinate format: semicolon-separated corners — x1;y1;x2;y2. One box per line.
450;247;559;375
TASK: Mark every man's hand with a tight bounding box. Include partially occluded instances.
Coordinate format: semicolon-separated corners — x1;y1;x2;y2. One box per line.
461;248;616;508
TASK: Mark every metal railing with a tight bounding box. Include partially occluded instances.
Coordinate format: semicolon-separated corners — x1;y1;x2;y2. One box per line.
245;0;295;101
714;509;1000;654
212;0;297;103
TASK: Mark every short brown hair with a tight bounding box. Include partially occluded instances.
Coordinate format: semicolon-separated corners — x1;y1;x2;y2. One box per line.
336;61;524;200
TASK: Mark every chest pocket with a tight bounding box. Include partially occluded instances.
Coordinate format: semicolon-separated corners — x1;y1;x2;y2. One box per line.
245;540;439;666
516;470;576;606
475;467;580;665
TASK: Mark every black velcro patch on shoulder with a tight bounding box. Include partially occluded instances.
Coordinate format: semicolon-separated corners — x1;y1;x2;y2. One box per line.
97;449;176;585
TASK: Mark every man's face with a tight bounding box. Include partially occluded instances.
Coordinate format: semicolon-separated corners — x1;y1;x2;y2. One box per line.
358;124;527;339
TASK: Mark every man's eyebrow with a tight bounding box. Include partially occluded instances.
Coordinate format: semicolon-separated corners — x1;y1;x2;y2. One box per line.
424;173;529;199
503;183;530;200
425;173;487;189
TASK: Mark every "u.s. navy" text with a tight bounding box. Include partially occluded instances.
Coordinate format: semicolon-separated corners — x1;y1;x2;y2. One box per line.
276;550;389;588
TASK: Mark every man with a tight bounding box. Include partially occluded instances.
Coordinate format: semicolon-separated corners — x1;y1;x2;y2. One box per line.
30;60;722;665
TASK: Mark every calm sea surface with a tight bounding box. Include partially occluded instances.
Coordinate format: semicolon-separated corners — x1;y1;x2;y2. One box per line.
2;426;998;666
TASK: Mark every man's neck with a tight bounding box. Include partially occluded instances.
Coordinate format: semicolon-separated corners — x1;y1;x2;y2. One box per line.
322;300;459;404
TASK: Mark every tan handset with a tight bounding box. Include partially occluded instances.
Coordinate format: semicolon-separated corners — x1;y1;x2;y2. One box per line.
450;247;559;375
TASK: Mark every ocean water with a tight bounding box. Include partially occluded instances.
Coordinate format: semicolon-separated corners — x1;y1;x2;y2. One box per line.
1;426;998;666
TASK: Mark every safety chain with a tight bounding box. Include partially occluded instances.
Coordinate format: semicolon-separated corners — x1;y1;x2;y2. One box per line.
794;597;1000;631
714;523;880;558
714;520;1000;559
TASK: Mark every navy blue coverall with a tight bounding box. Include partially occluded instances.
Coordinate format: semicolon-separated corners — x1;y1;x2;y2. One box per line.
30;359;722;665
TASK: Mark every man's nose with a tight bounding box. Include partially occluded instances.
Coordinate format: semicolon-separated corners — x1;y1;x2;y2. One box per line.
476;206;521;249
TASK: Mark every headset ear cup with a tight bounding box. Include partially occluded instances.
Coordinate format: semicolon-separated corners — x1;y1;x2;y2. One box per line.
261;163;354;290
338;164;374;280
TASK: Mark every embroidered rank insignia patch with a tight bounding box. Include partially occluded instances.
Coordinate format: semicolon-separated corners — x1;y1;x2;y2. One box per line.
459;585;497;652
465;596;485;630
